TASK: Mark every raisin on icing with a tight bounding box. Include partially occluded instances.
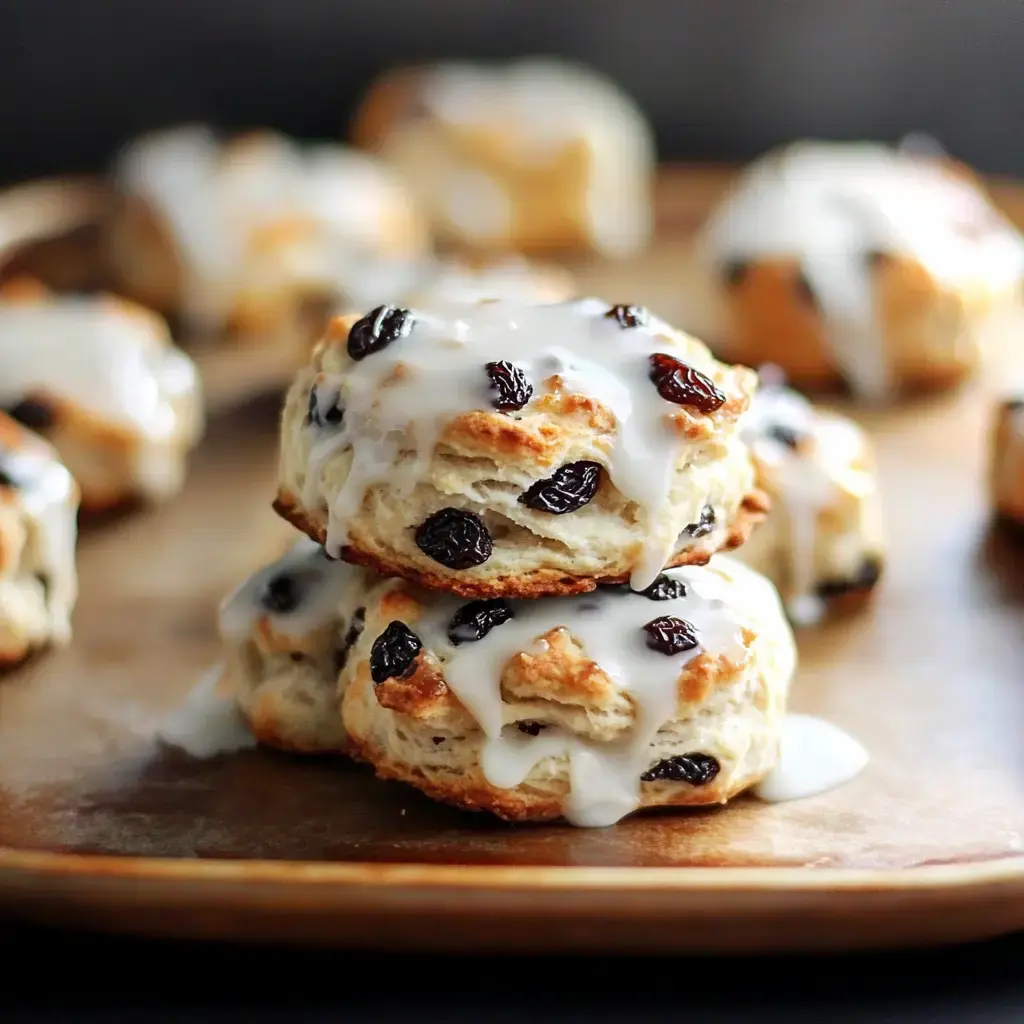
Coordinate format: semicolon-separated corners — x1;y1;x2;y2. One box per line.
369;621;422;684
684;504;716;539
306;384;343;427
447;599;514;646
604;304;649;329
722;260;750;288
641;753;720;785
516;721;545;736
642;615;699;655
347;305;414;361
766;424;803;449
334;607;366;673
258;573;303;615
519;461;602;515
415;508;493;570
648;354;726;413
485;360;533;412
6;398;54;432
632;574;687;601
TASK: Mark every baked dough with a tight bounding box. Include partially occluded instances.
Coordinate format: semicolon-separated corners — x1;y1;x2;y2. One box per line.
108;124;429;344
737;369;884;624
0;277;203;510
218;537;366;753
342;555;795;824
990;397;1024;527
351;58;654;257
700;140;1024;401
0;412;78;666
276;298;767;598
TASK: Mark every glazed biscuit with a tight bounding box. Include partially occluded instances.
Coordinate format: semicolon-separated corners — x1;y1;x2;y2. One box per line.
276;298;768;599
990;397;1024;527
700;141;1024;401
736;370;884;624
0;412;78;666
351;58;654;258
108;124;429;344
218;537;366;753
0;278;203;510
341;556;795;824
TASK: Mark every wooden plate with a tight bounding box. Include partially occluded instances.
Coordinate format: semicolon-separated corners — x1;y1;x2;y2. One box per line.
1;170;1023;953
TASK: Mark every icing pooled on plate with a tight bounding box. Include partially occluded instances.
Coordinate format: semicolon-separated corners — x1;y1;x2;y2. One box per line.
156;664;256;759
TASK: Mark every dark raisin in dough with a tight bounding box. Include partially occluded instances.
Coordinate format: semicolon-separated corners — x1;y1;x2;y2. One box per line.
648;354;726;413
334;607;366;672
519;461;602;514
632;574;687;601
641;752;720;784
766;424;803;449
447;599;514;645
722;260;750;288
6;399;54;432
642;615;699;655
604;304;649;328
815;556;883;600
414;508;493;569
684;504;716;538
307;384;343;427
369;621;422;683
347;305;414;360
259;573;303;614
485;360;533;412
516;721;544;736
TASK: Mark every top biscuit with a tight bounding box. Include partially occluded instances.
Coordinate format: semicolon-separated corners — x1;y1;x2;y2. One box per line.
276;298;766;598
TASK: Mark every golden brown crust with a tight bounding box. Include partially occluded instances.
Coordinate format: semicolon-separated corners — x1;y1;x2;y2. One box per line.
272;488;770;599
242;697;350;757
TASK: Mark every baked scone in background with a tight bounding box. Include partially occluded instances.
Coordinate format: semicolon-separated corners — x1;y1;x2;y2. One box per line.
351;58;655;258
990;397;1024;527
737;370;884;625
0;412;78;666
342;556;795;824
107;124;429;343
0;277;204;511
699;140;1024;401
276;298;768;598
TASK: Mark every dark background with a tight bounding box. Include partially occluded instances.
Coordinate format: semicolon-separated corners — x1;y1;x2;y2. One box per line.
1;0;1023;184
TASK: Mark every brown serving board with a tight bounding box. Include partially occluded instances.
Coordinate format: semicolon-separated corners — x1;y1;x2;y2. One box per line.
0;167;1023;953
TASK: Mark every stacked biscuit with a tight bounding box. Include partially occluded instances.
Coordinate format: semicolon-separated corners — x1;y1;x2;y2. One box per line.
221;298;798;826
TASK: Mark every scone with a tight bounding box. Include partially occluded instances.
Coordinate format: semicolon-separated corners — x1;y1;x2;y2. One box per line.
737;368;884;624
107;124;429;343
351;58;654;257
699;140;1024;401
990;397;1024;527
0;412;79;666
218;537;365;753
342;556;795;825
275;298;768;598
0;277;203;510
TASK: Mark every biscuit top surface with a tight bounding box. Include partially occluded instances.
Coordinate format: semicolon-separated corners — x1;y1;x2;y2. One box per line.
303;297;751;590
0;294;195;439
115;124;414;326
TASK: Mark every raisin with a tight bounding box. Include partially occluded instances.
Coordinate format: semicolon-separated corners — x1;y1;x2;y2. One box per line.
0;463;14;489
864;249;891;267
722;260;750;288
516;721;544;736
641;753;720;785
334;607;366;673
485;360;533;412
604;304;649;329
6;398;53;432
633;574;687;601
414;508;493;569
643;615;699;655
369;621;422;683
259;573;303;614
766;423;803;449
815;556;883;600
432;736;446;745
347;305;414;360
684;504;716;539
519;461;602;515
648;354;726;413
447;599;514;645
795;271;818;309
306;384;343;427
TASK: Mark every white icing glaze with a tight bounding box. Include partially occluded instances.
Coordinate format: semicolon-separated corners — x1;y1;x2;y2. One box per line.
704;141;1024;401
0;296;198;441
218;537;359;642
305;298;731;591
753;712;867;802
156;663;256;758
412;562;747;827
116;125;415;329
0;433;78;642
741;374;868;625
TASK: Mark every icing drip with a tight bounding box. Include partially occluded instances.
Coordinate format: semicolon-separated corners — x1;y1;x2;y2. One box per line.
218;537;360;642
305;298;734;591
0;297;196;441
156;664;256;758
413;563;747;827
704;141;1024;400
753;713;867;802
